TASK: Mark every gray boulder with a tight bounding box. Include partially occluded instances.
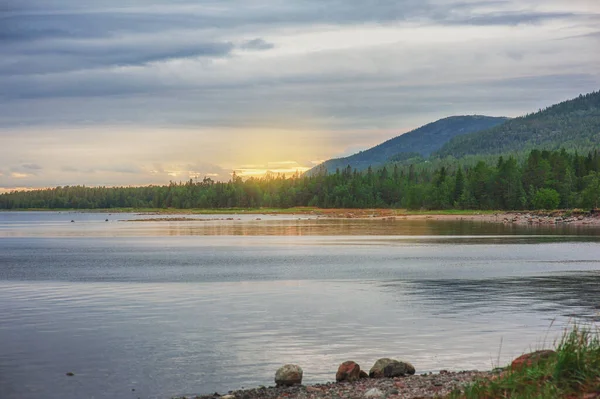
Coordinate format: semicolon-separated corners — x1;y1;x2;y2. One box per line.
369;358;415;378
275;364;303;386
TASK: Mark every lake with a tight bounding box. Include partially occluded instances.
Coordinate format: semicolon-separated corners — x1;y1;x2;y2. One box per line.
1;211;599;399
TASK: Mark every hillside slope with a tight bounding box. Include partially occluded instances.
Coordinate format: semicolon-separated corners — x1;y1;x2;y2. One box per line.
310;115;508;174
436;91;600;158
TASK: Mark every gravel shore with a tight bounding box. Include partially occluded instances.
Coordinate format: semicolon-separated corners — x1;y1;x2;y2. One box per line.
120;208;600;226
180;370;495;399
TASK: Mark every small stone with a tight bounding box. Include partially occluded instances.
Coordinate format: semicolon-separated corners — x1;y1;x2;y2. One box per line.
66;372;75;377
364;388;384;398
275;364;303;386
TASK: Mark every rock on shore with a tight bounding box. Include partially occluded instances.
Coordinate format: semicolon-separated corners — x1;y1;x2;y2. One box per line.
336;361;362;382
189;370;492;399
511;350;556;370
500;210;600;226
369;358;415;378
275;364;303;386
175;347;563;399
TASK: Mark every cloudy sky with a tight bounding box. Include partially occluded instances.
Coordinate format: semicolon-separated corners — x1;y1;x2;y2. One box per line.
1;0;599;191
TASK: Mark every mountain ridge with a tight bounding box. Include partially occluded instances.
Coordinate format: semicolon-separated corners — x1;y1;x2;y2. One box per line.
309;115;508;175
435;90;600;158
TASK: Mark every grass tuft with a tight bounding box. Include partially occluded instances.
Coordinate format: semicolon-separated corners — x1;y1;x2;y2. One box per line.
449;325;600;399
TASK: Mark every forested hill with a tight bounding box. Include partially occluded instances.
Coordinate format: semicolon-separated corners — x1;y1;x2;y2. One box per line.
308;115;508;174
436;91;600;158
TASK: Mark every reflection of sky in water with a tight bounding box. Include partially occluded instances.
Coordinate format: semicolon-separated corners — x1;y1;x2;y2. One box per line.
0;212;599;399
1;278;597;399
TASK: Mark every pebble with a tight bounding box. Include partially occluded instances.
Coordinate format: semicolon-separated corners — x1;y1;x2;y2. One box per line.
364;388;384;398
190;370;492;399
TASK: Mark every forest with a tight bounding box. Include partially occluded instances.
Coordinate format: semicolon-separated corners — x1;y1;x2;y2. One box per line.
312;91;600;175
2;148;600;211
312;115;507;174
436;91;600;158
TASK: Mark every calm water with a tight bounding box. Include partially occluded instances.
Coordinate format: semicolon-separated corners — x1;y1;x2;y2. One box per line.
1;212;599;399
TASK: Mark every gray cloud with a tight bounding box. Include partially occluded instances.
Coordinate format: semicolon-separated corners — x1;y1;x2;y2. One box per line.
241;38;274;51
0;0;599;189
1;37;235;76
560;30;600;41
100;165;143;174
1;0;589;45
22;163;42;170
437;11;578;26
1;1;593;81
61;166;81;173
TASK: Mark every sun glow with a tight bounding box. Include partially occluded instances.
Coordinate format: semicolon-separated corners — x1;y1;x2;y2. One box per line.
0;186;38;194
0;125;339;188
236;167;311;178
10;172;33;179
235;160;314;178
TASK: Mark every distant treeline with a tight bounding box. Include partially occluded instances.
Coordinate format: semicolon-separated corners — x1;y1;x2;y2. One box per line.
2;149;600;211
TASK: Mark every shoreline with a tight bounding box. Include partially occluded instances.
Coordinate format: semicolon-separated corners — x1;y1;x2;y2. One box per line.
2;207;600;226
180;369;498;399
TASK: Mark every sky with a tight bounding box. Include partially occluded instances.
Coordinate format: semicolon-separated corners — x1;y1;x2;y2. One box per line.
1;0;599;192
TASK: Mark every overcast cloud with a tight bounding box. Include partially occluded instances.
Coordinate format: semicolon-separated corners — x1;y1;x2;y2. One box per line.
1;0;599;191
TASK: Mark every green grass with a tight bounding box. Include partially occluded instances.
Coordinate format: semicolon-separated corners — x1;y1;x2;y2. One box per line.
449;326;600;399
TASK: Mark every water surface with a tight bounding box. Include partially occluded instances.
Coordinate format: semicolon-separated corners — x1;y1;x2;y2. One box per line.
0;212;599;399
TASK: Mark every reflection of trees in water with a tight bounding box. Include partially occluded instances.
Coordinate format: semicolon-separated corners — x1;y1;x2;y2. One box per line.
151;219;600;237
384;273;600;322
417;221;600;237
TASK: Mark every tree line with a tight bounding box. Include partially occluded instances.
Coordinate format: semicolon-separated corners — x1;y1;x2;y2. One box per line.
1;149;600;211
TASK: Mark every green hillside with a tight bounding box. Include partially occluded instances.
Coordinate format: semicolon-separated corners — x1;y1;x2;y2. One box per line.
436;91;600;158
309;115;508;174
